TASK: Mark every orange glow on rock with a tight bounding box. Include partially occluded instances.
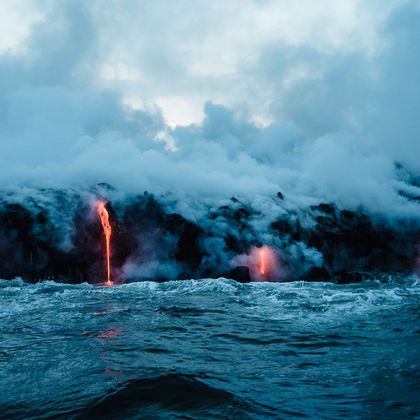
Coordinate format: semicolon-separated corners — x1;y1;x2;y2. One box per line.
98;202;112;285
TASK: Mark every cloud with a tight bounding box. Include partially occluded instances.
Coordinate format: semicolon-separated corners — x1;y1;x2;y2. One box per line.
0;0;419;226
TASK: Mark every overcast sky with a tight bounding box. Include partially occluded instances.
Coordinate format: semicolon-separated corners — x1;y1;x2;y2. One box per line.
1;0;419;219
0;0;403;125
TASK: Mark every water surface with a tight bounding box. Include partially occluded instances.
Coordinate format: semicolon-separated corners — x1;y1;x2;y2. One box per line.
0;277;419;419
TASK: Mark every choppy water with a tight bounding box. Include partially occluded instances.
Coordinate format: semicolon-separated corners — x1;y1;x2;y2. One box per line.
0;277;419;419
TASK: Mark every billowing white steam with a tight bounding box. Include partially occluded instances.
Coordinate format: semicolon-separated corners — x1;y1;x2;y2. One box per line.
0;0;419;225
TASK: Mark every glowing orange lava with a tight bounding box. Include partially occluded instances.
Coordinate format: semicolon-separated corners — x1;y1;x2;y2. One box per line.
259;248;266;275
98;202;112;285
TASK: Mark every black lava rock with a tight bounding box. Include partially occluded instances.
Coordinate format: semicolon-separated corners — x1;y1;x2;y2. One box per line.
335;271;363;284
304;266;331;282
224;266;251;283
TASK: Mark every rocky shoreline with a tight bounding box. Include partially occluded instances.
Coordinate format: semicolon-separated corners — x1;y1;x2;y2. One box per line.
1;187;419;284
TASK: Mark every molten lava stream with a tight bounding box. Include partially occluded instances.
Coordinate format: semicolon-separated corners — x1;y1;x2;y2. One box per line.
259;248;266;275
98;202;112;285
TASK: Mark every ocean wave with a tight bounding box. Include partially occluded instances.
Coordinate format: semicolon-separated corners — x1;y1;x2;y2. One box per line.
0;276;419;331
72;373;262;419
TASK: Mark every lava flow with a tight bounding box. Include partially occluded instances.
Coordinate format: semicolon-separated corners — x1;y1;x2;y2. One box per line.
98;202;112;285
259;247;266;275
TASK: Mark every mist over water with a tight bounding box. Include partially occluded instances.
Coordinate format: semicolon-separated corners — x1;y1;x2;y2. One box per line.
0;277;419;419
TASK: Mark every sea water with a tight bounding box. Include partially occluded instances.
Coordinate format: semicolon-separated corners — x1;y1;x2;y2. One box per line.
0;277;419;419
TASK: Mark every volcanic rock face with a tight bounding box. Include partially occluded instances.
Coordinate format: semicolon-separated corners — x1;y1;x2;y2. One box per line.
270;203;420;282
0;188;419;284
0;201;71;282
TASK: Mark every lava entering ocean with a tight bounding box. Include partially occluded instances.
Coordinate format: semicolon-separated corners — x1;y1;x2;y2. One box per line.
259;247;266;275
233;245;282;281
98;202;112;285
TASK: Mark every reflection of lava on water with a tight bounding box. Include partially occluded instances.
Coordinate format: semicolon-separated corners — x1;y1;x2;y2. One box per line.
97;328;121;338
83;320;135;383
82;325;123;340
233;246;283;281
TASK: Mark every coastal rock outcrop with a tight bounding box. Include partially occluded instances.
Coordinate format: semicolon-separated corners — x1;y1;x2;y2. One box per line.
0;188;419;284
